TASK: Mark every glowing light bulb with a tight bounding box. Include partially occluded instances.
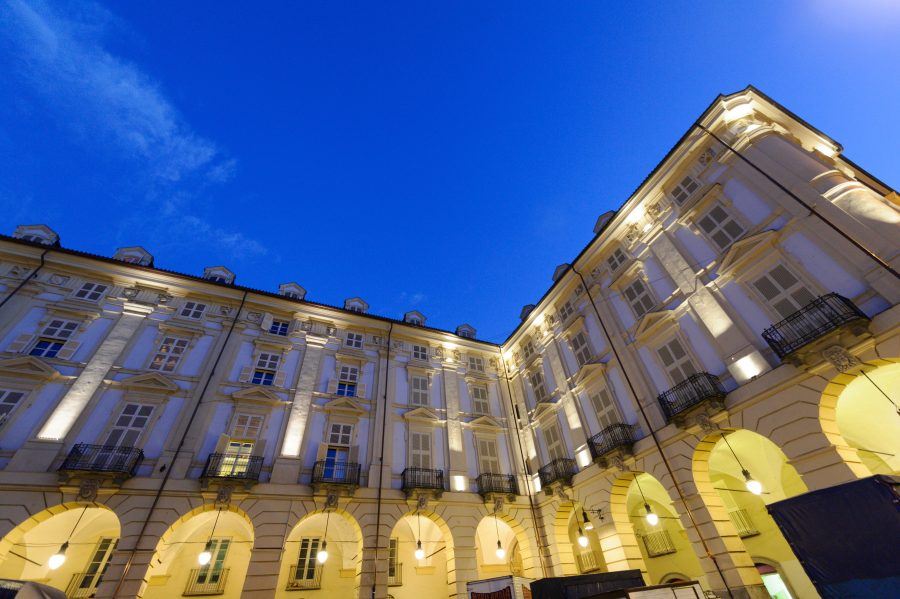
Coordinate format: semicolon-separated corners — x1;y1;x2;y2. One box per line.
644;504;659;526
582;511;594;531
48;542;68;570
495;540;506;560
577;532;589;548
198;541;212;566
316;541;328;564
743;469;763;495
414;540;425;561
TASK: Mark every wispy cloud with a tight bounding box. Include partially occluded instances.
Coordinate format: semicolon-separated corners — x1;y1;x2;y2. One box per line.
0;0;268;261
399;291;427;306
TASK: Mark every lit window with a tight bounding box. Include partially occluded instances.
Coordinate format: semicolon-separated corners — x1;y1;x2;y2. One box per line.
337;365;359;397
0;389;26;428
180;301;206;319
752;265;817;319
345;332;364;349
670;174;701;205
558;300;575;322
530;370;548;403
657;338;696;385
607;247;628;272
468;355;485;372
294;538;322;582
570;331;593;367
472;385;490;415
252;352;280;386
410;375;429;406
622;279;656;319
269;319;290;336
412;344;428;361
74;282;108;302
148;336;189;372
697;204;745;250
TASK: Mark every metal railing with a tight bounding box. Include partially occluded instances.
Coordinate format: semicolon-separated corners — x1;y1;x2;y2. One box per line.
388;562;402;586
588;423;636;459
576;550;603;573
286;564;322;590
65;571;102;598
312;460;361;485
59;443;144;476
657;372;725;421
476;473;518;496
729;508;760;538
761;293;868;359
401;467;444;491
641;529;676;557
183;567;229;595
538;457;577;487
201;453;263;481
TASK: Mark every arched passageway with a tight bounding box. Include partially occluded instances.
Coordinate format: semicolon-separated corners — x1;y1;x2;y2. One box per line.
143;505;254;599
0;503;120;597
566;507;607;574
474;515;522;579
385;512;451;599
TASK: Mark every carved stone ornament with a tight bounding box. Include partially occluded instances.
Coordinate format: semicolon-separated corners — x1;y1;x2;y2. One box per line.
493;497;505;514
326;326;337;336
609;455;629;473
325;492;339;509
433;347;444;360
590;266;603;281
215;485;233;506
157;293;173;305
392;340;404;350
300;321;313;332
698;147;716;166
624;223;640;244
821;345;861;373
416;495;429;511
489;358;498;369
646;203;661;220
545;313;556;327
372;335;383;346
695;413;720;434
219;305;233;316
246;311;262;323
78;478;101;502
123;287;140;300
574;284;585;297
452;350;461;362
49;273;68;285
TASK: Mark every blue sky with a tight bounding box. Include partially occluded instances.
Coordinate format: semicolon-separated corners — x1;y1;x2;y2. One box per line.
1;1;898;342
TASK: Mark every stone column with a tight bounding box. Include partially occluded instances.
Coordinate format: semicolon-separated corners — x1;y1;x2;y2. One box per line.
369;355;397;485
544;340;590;458
442;363;467;484
240;503;291;599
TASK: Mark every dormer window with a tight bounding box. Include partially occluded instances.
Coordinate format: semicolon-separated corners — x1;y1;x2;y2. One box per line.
607;247;628;272
202;266;235;285
455;324;476;339
12;224;59;246
279;282;306;300
403;311;426;327
344;297;369;314
113;246;153;267
670;174;701;205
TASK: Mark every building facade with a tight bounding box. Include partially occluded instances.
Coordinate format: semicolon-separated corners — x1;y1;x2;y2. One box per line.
0;87;897;599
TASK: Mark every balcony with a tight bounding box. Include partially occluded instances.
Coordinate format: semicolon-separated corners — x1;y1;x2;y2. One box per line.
58;444;144;481
184;568;229;596
641;530;676;558
588;423;637;464
576;550;603;573
476;473;518;497
729;508;760;538
761;293;869;363
388;562;402;586
200;453;263;486
312;460;361;489
401;468;444;496
538;457;577;489
657;372;726;423
286;564;322;590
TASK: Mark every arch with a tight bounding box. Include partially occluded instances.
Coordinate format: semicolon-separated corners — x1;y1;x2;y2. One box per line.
0;502;120;597
383;509;455;599
547;499;578;576
474;513;531;579
564;507;607;574
142;503;255;599
485;509;540;579
659;571;691;584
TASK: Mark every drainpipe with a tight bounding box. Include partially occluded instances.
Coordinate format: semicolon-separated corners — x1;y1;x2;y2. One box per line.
371;322;393;599
571;266;735;599
111;290;248;598
0;248;49;311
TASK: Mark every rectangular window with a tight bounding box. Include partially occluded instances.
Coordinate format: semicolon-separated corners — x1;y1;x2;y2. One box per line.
269;319;290;336
477;438;501;474
337;365;359;397
180;301;206;319
522;340;535;359
468;355;485;373
697;204;745;250
622;279;656;319
389;538;400;576
252;352;280;386
543;421;566;462
570;331;593;367
148;336;189;372
345;332;364;349
328;423;353;446
657;338;697;385
0;389;26;428
412;344;428;361
472;385;490;415
529;370;548;403
196;538;230;585
29;339;65;358
231;413;263;439
29;319;79;359
105;403;154;447
607;247;628;272
410;431;432;469
219;440;254;476
295;538;322;581
589;387;620;429
74;282;108;302
558;300;575;322
410;375;429;406
76;537;117;592
670;174;701;205
752;265;817;319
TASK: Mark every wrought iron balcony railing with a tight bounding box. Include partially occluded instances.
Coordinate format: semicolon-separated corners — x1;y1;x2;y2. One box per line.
729;508;760;538
312;460;361;486
388;562;403;586
401;467;444;492
588;423;637;460
476;473;518;496
59;443;144;477
576;550;603;573
761;293;869;359
657;372;725;422
641;530;676;557
286;564;322;590
184;567;229;595
538;457;577;488
201;452;263;482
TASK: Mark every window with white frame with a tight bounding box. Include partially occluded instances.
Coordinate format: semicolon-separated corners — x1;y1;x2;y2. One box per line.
543;421;566;461
558;300;575;322
294;538;321;581
410;431;432;468
622;278;656;319
697;204;745;251
328;423;353;446
77;538;116;593
588;386;620;429
752;264;817;319
569;331;593;367
252;352;280;386
522;339;536;360
657;338;697;385
73;282;108;302
477;437;501;474
607;247;628;272
670;174;701;205
231;413;263;439
194;538;229;586
471;385;490;415
180;301;206;319
337;365;359;397
105;403;154;447
529;370;549;403
412;344;428;361
269;319;290;336
468;355;485;373
410;375;429;406
345;331;364;349
29;319;79;358
148;336;189;372
0;389;26;427
389;538;400;576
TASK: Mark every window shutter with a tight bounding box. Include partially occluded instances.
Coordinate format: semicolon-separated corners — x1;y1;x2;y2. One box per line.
274;369;287;388
326;378;338;394
6;333;34;353
349;444;359;464
251;439;267;457
260;313;273;332
56;340;81;361
238;366;252;383
315;442;328;461
356;383;366;398
214;434;230;454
